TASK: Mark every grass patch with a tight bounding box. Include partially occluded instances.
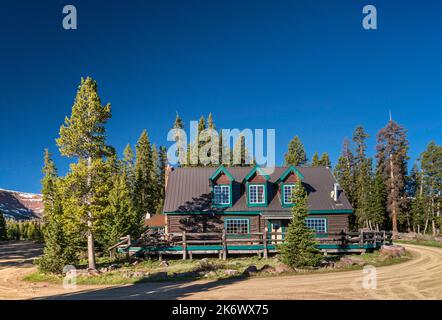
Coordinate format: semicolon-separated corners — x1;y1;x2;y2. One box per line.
395;239;442;249
23;251;411;286
23;272;62;284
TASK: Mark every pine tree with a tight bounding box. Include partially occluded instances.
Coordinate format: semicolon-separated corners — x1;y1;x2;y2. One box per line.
334;138;356;207
284;136;308;166
6;221;19;240
55;77;112;270
311;152;320;167
376;120;409;237
280;181;322;268
355;158;373;229
232;134;254;166
135;130;154;222
0;211;6;241
420;141;442;235
353;126;369;168
318;152;331;168
104;171;138;246
158;146;168;198
123;144;135;191
172;112;186;166
150;144;161;212
371;164;387;230
37;150;77;273
207;112;215;130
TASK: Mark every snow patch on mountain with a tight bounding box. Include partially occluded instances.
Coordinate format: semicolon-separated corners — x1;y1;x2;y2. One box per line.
0;188;43;220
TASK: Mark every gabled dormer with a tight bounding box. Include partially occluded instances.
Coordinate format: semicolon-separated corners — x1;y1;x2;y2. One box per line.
275;165;305;207
243;166;270;207
210;165;234;208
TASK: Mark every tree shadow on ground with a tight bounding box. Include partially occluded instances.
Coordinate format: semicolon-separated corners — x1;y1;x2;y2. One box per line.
0;241;43;268
33;274;249;300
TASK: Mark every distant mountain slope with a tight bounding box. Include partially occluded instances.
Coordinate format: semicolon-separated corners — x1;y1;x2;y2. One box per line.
0;189;43;220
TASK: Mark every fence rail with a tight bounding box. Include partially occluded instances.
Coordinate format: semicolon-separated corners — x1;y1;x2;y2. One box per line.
116;230;393;260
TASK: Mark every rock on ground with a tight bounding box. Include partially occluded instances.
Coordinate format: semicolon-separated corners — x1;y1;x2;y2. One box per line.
380;245;406;257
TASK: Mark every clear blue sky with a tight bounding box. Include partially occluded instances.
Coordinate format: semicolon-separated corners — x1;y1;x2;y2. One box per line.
0;0;441;193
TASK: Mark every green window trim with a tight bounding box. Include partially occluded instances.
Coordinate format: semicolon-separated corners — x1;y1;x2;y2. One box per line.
242;166;270;183
246;182;268;207
209;165;235;184
308;209;353;214
163;211;260;215
275;165;305;183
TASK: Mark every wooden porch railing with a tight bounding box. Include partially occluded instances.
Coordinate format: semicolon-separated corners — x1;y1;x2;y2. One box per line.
152;230;393;260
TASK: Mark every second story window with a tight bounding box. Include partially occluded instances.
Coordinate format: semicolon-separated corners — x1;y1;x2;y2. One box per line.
283;184;296;204
213;185;230;205
249;184;265;204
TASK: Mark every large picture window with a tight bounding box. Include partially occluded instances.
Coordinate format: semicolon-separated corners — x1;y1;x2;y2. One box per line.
249;184;265;204
283;184;296;204
213;185;230;205
305;218;327;233
225;218;249;235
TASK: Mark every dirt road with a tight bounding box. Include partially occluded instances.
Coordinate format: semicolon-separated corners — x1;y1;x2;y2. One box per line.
1;241;442;299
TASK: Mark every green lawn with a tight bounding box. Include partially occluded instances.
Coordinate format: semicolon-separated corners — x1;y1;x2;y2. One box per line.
395;239;442;249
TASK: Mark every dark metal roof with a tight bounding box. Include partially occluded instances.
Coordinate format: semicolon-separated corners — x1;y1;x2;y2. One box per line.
163;166;353;214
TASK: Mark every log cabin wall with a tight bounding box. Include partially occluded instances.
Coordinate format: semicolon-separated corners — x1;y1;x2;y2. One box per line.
167;214;262;234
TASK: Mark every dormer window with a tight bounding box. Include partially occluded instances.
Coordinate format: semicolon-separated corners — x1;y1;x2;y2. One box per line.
210;166;234;208
283;184;296;204
276;166;304;207
213;185;231;205
243;166;270;207
249;184;265;204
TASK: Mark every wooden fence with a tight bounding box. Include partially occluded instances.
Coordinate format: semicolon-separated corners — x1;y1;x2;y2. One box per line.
113;230;393;260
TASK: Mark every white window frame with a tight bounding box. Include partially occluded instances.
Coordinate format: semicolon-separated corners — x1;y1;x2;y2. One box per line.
283;184;296;204
305;218;327;233
248;184;265;204
213;185;230;205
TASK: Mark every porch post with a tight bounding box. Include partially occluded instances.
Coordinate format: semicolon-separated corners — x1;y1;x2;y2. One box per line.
263;227;268;259
222;229;227;260
182;231;187;260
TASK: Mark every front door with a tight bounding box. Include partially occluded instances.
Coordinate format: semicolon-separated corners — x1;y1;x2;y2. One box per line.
268;220;284;241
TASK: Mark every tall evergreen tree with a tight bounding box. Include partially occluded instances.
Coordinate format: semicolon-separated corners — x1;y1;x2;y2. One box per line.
376;120;409;236
311;152;320;167
55;77;112;270
157;146;168;213
207;112;215;129
37;150;77;273
371;163;387;230
150;144;161;212
123;144;135;190
318;152;331;168
232;134;254;166
352;126;369;168
104;170;138;246
420;141;442;235
334;138;356;207
172;112;186;166
280;181;322;268
284;136;308;166
135;130;154;222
